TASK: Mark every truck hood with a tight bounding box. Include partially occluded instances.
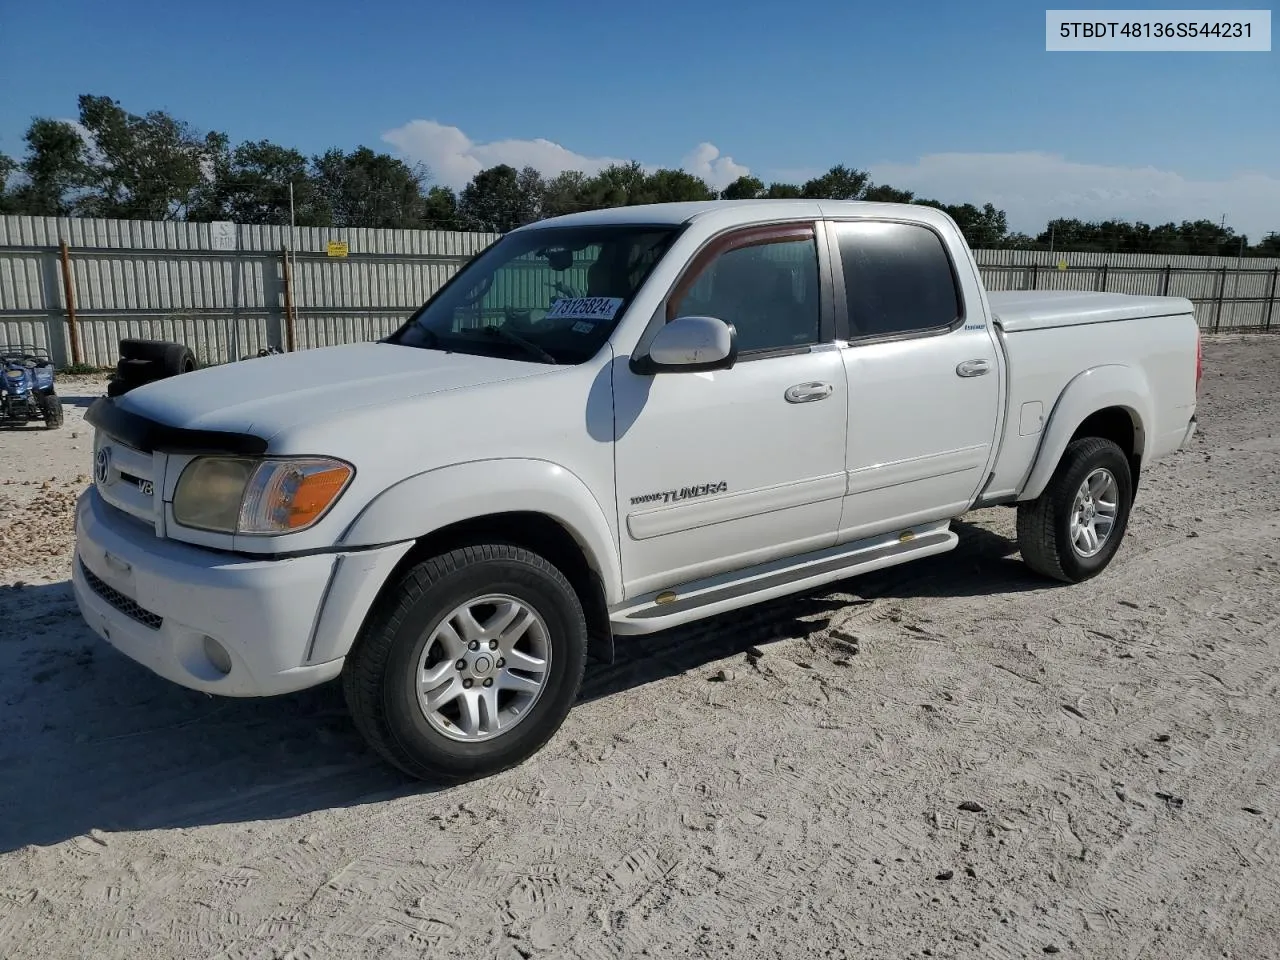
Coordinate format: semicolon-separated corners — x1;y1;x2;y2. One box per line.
116;341;552;438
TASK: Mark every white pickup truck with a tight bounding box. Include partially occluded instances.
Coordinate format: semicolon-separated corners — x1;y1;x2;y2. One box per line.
75;200;1201;780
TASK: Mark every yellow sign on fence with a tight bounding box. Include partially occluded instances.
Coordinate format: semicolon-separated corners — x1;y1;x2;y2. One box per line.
1057;259;1069;271
326;241;349;258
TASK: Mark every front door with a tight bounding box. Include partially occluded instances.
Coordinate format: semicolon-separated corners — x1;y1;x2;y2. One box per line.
827;218;1003;542
612;222;850;598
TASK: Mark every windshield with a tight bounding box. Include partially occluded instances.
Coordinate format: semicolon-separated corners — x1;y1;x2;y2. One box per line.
387;223;682;364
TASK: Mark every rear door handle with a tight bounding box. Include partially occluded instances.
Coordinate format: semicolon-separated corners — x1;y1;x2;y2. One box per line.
785;381;834;403
956;359;991;378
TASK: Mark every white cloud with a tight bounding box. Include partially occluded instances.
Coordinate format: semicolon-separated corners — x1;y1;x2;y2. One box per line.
681;142;750;190
382;119;750;192
380;121;1277;238
867;152;1280;240
382;119;630;189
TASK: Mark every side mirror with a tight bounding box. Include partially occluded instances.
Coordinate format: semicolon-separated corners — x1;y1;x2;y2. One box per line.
632;315;738;374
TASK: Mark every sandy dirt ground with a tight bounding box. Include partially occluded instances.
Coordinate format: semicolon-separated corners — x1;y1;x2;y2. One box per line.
1;338;1278;960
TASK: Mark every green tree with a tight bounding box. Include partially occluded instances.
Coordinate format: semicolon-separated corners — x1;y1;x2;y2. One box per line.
191;138;328;226
1034;217;1244;256
422;185;460;230
1000;232;1037;250
312;146;430;228
914;199;1007;247
75;94;222;220
515;166;547;225
802;164;870;200
580;161;649;208
640;168;715;203
0;152;18;213
457;164;525;232
942;202;1008;248
10;118;91;216
763;181;803;199
863;183;915;203
721;175;765;200
542;170;590;218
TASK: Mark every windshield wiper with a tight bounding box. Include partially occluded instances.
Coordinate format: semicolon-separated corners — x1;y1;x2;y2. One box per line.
480;325;558;365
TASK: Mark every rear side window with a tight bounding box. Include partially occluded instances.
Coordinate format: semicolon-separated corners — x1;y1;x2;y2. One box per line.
834;221;961;338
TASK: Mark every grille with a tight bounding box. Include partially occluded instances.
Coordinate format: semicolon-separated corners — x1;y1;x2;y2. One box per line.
93;436;159;529
81;560;164;631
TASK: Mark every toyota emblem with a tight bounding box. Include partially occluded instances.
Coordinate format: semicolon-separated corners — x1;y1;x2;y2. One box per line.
94;447;110;485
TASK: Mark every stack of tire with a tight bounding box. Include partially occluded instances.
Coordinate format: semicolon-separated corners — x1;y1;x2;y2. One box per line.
107;339;199;397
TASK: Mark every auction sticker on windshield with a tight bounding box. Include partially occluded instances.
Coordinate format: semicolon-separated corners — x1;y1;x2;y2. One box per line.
546;297;625;322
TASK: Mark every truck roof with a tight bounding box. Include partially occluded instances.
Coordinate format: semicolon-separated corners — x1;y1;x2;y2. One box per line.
516;199;961;233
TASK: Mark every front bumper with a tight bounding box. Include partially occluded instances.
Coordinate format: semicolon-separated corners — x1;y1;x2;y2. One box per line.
72;488;374;697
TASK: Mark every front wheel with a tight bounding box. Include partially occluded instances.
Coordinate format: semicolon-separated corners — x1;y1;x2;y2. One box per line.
40;392;63;429
1017;437;1133;583
342;544;589;782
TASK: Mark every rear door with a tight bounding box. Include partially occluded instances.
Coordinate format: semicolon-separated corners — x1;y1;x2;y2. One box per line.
826;218;1003;543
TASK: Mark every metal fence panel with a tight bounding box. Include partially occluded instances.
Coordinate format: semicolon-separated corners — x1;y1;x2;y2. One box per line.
1;214;1276;367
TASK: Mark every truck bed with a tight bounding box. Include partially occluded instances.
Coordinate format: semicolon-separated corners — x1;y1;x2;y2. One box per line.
980;290;1200;504
987;290;1195;333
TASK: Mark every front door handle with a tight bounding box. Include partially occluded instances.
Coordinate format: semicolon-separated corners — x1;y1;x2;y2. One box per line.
956;359;991;378
785;381;834;403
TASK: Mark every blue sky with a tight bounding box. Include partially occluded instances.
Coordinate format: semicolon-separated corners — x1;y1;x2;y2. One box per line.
1;0;1276;236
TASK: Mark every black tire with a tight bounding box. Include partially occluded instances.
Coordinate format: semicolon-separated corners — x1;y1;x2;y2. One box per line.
118;338;173;363
162;342;198;376
343;544;589;782
106;377;131;397
40;392;63;429
116;357;166;384
1017;437;1133;584
118;338;197;376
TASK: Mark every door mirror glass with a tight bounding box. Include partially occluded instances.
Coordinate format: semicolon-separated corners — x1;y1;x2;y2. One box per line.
640;315;738;373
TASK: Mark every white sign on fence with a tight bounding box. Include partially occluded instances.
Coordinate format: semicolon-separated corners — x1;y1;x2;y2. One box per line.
210;221;237;251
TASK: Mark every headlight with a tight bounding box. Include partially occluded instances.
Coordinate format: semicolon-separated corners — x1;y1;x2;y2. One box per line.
173;456;354;535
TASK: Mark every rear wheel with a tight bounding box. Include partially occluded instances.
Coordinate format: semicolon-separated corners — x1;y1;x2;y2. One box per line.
342;544;589;782
1017;437;1133;583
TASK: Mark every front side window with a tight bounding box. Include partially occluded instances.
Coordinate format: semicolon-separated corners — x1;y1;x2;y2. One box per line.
389;224;680;364
669;228;821;354
834;221;962;339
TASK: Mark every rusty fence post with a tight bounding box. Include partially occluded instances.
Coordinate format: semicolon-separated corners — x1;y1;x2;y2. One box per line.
281;246;297;353
1213;266;1227;332
1266;267;1278;332
58;239;83;367
1099;263;1109;292
1030;262;1039;290
1162;264;1172;296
